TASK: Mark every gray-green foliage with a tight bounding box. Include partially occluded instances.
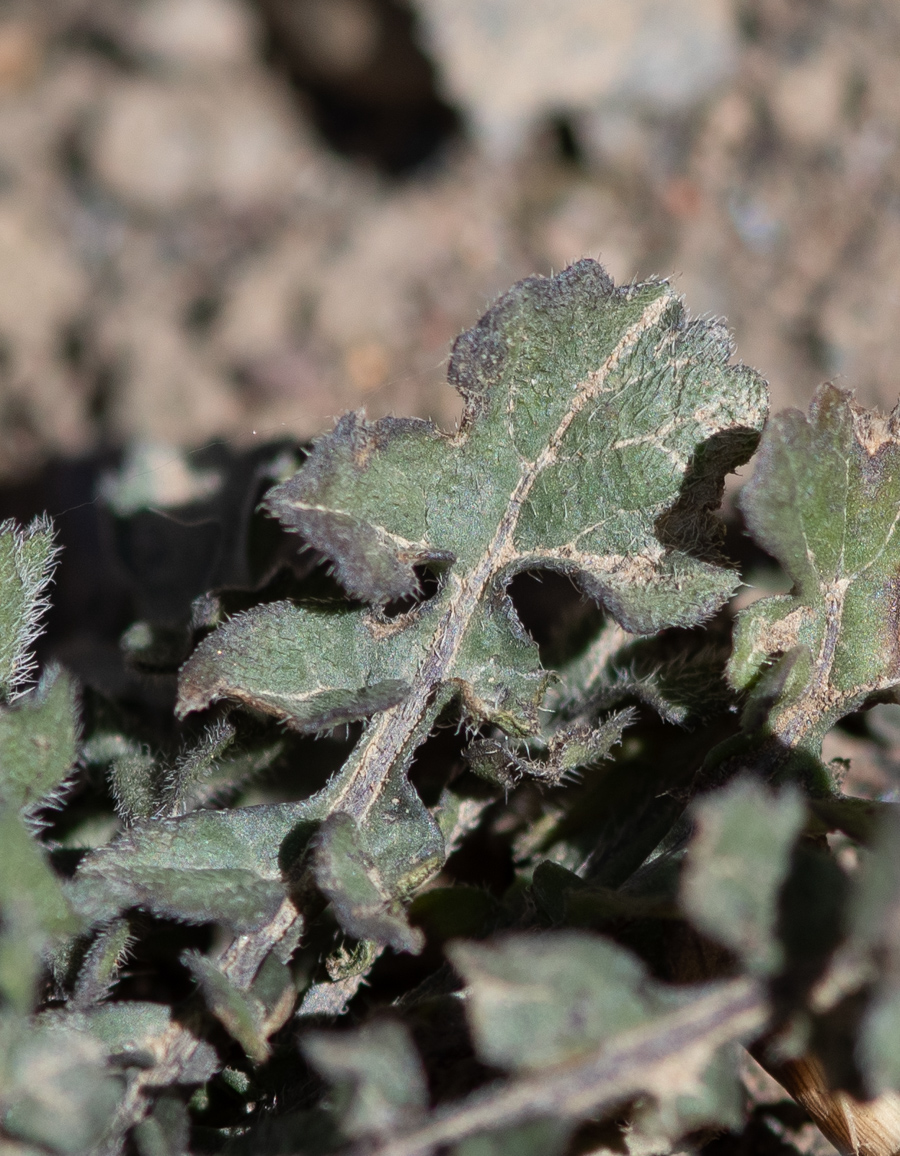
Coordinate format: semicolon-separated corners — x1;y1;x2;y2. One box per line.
303;1020;428;1139
9;260;900;1156
730;384;900;766
680;777;806;975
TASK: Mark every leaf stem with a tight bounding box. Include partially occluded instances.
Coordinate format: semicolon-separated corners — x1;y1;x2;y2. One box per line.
354;979;766;1156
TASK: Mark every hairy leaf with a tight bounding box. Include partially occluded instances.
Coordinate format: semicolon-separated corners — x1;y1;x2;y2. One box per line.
0;516;58;702
178;261;765;948
464;713;632;788
730;385;900;760
184;950;271;1064
448;931;682;1071
0;666;77;815
160;716;237;814
303;1020;427;1139
71;918;133;1009
0;806;79;1011
70;805;299;931
313;812;426;954
178;601;412;733
680;777;805;975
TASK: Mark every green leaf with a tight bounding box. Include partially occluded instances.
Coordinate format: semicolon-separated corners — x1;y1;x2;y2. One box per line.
71;1000;218;1080
862;988;900;1093
730;384;900;759
0;805;79;1011
0;666;78;814
464;714;632;788
72;918;133;1008
178;601;412;733
448;931;679;1071
70;805;299;931
839;807;900;1092
0;516;58;702
184;949;271;1064
160;716;237;814
302;1019;427;1139
263;263;763;625
178;261;765;945
132;1093;190;1156
313;812;426;954
680;777;805;975
108;748;158;824
0;1018;123;1155
341;977;766;1155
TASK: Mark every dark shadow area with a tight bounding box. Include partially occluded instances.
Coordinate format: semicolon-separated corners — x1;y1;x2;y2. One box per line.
381;560;444;618
655;424;763;565
107;914;215;1006
507;569;607;670
407;701;470;806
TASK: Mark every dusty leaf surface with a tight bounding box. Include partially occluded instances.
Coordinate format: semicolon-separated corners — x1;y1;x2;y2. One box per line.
730;384;900;756
176;260;765;946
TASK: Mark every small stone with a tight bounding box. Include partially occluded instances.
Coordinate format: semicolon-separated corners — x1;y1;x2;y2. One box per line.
769;51;846;150
0;22;42;93
414;0;738;152
128;0;262;71
89;76;315;212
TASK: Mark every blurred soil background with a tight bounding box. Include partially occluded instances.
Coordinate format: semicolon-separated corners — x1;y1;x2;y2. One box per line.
0;0;897;475
2;0;900;808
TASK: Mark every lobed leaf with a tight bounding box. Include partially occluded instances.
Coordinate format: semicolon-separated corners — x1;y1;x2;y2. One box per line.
177;260;766;950
730;384;900;758
679;777;805;976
